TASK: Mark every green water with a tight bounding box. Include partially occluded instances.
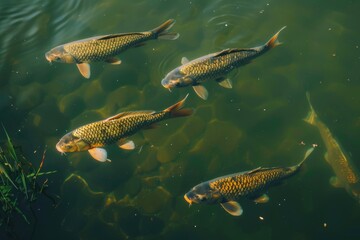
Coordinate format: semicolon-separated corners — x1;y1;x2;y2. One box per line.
1;0;360;239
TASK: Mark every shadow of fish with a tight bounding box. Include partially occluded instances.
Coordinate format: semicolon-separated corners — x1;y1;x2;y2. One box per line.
45;19;179;78
184;147;314;216
56;95;192;162
304;92;360;202
161;26;286;100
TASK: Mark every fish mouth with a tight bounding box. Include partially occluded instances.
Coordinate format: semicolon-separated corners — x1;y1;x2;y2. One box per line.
45;53;52;63
184;194;192;206
55;143;64;153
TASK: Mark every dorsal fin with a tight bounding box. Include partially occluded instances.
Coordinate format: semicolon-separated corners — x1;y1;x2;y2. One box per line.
96;32;145;41
104;111;155;122
246;167;263;174
213;48;257;58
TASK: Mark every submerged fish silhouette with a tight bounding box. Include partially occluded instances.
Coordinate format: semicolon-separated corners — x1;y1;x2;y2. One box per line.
304;92;360;202
56;95;192;162
45;19;179;78
161;26;286;100
184;147;314;216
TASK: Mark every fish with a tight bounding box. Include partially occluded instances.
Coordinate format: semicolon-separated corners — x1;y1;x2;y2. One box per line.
304;92;360;202
45;19;179;78
184;147;314;216
161;26;286;100
56;94;192;162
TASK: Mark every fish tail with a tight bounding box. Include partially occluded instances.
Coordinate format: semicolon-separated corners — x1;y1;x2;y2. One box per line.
297;146;315;168
303;91;317;125
151;19;180;40
266;26;286;49
164;94;193;118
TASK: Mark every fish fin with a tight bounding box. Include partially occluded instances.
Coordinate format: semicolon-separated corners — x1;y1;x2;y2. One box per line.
163;93;193;118
330;176;342;188
76;63;91;79
253;194;269;204
217;78;233;89
152;19;179;40
212;48;253;58
181;57;190;64
96;33;144;41
266;26;286;49
104;111;155;121
118;140;135;150
105;57;122;65
303;92;317;125
193;85;208;100
246;167;263;174
88;148;110;162
220;201;243;216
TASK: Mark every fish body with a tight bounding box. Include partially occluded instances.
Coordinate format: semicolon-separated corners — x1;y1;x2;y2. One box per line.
45;19;179;78
56;95;192;162
305;92;360;202
161;26;286;100
184;147;314;216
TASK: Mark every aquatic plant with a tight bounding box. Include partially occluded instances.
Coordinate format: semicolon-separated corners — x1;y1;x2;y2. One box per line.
0;126;57;238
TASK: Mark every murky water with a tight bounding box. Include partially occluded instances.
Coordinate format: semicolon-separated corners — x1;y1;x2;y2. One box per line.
1;0;360;239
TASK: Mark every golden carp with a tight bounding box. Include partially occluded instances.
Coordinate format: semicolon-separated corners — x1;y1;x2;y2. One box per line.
161;26;286;100
305;92;360;202
46;19;179;78
184;147;314;216
56;95;192;162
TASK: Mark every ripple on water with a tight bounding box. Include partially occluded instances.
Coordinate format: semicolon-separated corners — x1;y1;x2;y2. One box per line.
0;0;87;70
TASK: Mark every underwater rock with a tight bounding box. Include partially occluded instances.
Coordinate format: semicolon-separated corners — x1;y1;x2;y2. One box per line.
61;173;104;212
70;110;103;129
58;93;86;118
138;215;165;236
99;66;139;92
134;186;172;215
156;132;190;163
190;119;242;156
29;99;69;135
82;80;107;109
100;86;142;116
135;150;160;174
15;83;44;111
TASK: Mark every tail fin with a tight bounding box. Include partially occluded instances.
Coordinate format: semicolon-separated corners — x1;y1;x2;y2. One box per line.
303;91;317;125
266;26;286;49
164;94;193;118
297;146;315;168
152;19;180;40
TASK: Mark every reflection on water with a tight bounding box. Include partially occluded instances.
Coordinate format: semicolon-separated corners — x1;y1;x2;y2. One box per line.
1;0;360;239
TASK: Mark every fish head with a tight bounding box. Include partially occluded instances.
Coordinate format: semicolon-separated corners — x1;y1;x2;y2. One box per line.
45;46;75;64
56;132;90;153
161;69;193;90
184;182;222;206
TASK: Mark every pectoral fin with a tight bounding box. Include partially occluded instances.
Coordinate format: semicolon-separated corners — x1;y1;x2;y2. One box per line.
253;194;269;204
330;176;342;188
193;85;208;100
105;57;122;65
220;201;243;216
118;140;135;150
217;78;233;89
181;57;189;64
76;63;91;79
88;148;110;162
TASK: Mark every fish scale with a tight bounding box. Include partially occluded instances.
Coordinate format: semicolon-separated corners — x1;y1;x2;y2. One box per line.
72;112;166;147
180;50;259;82
208;167;296;200
63;33;152;63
